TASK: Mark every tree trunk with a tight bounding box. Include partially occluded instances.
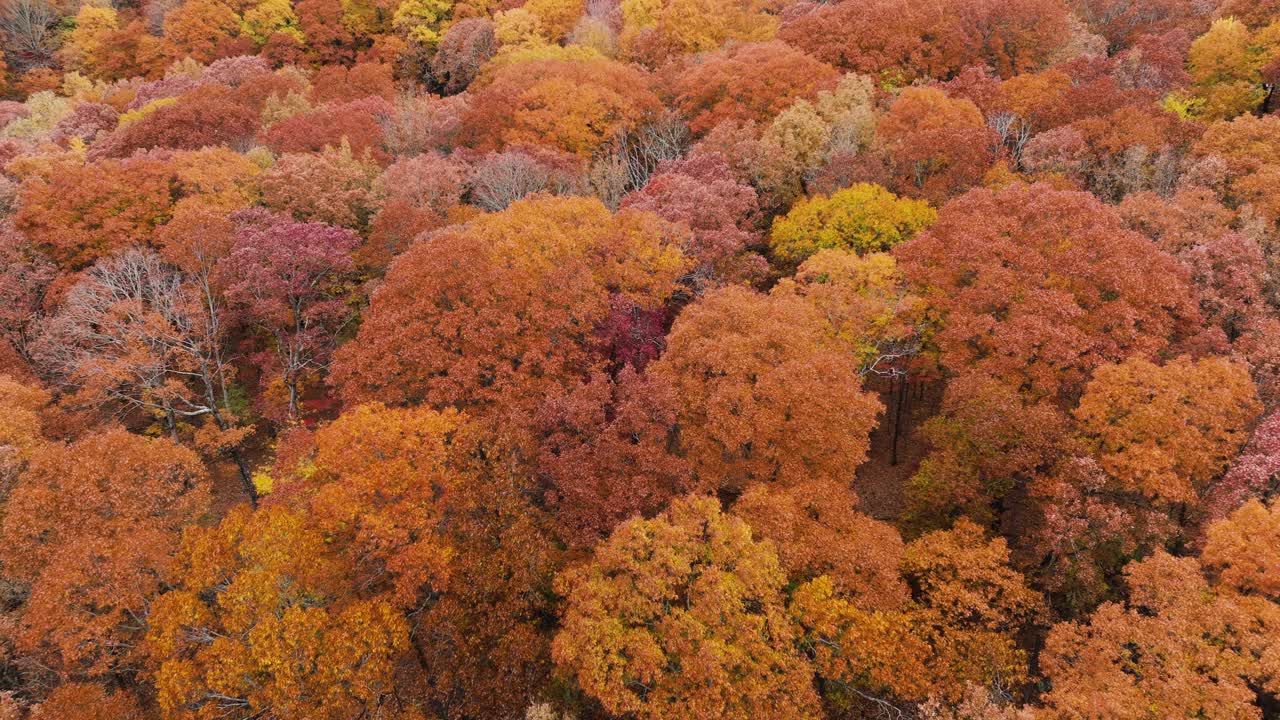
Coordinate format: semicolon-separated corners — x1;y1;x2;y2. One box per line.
890;376;909;467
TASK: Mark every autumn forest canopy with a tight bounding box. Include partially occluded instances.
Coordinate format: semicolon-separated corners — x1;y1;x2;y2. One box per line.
2;0;1280;717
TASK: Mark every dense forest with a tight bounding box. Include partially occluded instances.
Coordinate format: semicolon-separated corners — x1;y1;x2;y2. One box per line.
0;0;1279;717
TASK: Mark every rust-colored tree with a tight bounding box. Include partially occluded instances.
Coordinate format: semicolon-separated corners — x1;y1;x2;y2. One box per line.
1;429;209;678
651;285;882;492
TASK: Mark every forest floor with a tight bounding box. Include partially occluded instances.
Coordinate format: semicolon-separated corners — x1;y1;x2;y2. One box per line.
854;379;942;520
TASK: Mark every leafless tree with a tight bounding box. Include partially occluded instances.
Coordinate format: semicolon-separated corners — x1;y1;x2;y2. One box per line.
613;112;690;191
988;111;1032;167
0;0;58;71
32;248;257;501
469;151;559;211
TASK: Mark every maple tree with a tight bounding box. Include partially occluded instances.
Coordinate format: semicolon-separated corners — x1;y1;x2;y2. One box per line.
216;218;360;421
263;96;392;162
14;148;259;269
619;152;763;288
144;504;413;720
780;0;1071;82
1038;550;1280;719
1191;114;1280;226
793;519;1043;708
331;195;687;438
651;285;882;492
735;478;906;608
1074;355;1261;506
462;56;663;157
533;367;690;547
769;182;935;264
895;183;1201;401
876;87;998;203
553;494;822;720
91;84;259;158
1;428;210;678
669;42;839;135
1185;16;1280;120
259;141;382;228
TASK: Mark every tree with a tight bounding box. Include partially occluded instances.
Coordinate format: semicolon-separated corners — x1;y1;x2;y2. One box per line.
1020;103;1195;201
366;152;466;268
56;5;120;77
906;371;1071;528
0;374;49;492
241;0;304;44
216;220;360;421
669;42;839;135
1185;17;1280;120
1;429;209;678
779;0;1071;82
33;249;247;447
651;286;882;492
296;0;364;64
620;152;763;288
330;195;687;441
1014;356;1262;613
1038;551;1280;719
297;402;459;606
92;84;260;158
894;184;1201;402
534;368;689;547
160;0;243;63
14;149;259;269
617;0;775;61
466;145;583;211
0;226;55;365
876;87;998;203
769;183;936;264
1203;499;1280;598
1070;0;1210;50
430;18;496;93
262;96;391;162
792;520;1043;707
410;429;562;719
0;0;57;72
734;479;907;609
144;505;413;720
1118;189;1266;344
463;57;662;157
1215;0;1280;30
1205;411;1280;522
259;141;383;228
552;495;822;720
1074;355;1261;506
774;250;928;378
1191;114;1280;226
308;61;396;103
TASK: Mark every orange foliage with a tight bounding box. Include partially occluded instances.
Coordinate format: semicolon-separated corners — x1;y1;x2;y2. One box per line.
668;41;839;135
331;195;687;436
652;286;882;492
463;57;663;157
1;429;209;677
